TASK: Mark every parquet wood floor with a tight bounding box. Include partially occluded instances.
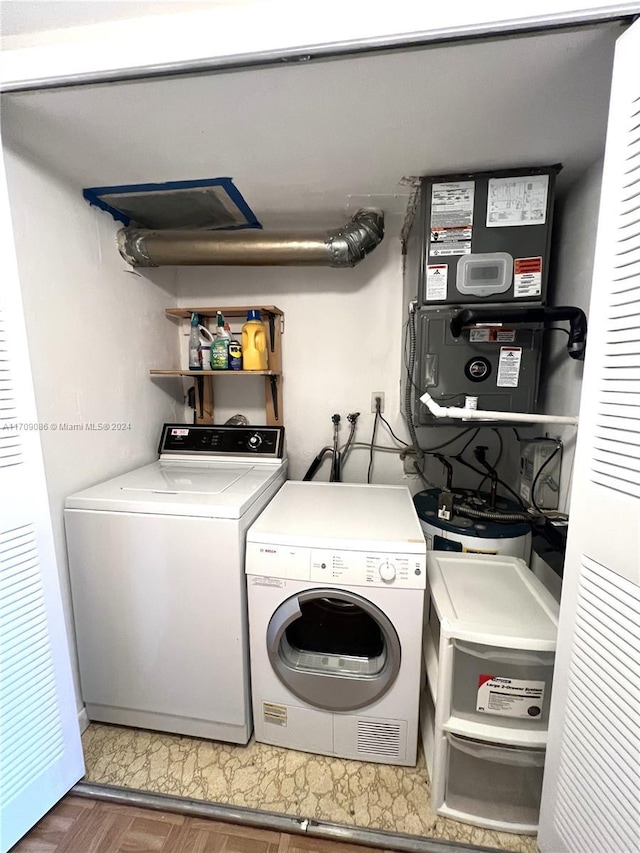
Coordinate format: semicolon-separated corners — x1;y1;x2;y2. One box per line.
13;796;399;853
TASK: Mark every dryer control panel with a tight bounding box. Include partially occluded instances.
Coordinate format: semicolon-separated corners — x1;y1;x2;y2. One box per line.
245;543;426;590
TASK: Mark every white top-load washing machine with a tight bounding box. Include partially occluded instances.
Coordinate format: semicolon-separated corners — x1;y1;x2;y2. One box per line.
245;481;427;766
65;423;286;744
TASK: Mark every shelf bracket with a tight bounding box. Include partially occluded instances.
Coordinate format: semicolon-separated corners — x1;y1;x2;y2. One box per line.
269;375;279;421
265;311;276;353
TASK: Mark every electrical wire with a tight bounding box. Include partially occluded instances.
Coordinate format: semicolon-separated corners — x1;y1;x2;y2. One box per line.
378;412;410;446
367;405;380;483
530;443;562;512
452;453;526;508
476;428;504;496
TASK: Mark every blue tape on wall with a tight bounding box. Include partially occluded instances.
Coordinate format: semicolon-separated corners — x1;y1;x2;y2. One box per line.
82;177;261;229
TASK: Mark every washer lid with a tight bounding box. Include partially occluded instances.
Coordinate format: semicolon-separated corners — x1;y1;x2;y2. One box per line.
65;459;286;518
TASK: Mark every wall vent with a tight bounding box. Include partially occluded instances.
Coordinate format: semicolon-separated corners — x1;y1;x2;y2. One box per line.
83;177;260;230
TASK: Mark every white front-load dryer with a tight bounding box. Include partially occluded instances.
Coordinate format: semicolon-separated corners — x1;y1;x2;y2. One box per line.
245;481;426;766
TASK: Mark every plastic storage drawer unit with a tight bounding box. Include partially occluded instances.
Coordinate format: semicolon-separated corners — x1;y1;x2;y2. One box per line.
451;639;555;730
420;552;559;833
444;733;545;832
426;552;558;741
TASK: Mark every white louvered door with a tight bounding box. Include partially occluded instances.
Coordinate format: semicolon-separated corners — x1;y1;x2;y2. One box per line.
0;155;84;851
538;19;640;853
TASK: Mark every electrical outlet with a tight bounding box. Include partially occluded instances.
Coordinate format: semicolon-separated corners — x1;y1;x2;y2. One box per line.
371;392;385;413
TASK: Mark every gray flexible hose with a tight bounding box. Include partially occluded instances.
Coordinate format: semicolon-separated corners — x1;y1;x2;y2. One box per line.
457;503;532;523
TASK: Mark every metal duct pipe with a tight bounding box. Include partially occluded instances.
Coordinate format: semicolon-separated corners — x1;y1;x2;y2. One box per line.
117;209;384;268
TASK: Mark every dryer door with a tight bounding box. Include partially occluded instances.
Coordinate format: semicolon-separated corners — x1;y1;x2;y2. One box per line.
266;588;401;712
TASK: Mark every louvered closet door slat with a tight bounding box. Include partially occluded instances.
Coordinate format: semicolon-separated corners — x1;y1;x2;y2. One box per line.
0;309;24;468
589;74;640;552
539;22;640;853
0;151;83;853
550;562;640;853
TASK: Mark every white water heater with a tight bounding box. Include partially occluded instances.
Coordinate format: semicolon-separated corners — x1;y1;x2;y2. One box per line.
413;489;532;563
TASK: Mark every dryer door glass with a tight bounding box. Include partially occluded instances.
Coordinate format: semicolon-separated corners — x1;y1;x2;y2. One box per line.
266;588;401;712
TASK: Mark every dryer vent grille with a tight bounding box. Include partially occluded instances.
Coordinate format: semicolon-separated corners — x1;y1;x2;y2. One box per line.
357;720;402;757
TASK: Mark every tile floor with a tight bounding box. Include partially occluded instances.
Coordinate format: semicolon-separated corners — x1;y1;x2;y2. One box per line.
82;724;538;853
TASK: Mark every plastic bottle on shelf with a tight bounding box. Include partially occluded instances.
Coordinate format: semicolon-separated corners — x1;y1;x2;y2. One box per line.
188;312;202;370
242;309;268;371
199;325;214;370
228;337;243;370
210;311;231;370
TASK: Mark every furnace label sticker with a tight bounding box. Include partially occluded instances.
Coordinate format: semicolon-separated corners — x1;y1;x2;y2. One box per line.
426;264;448;300
430;181;474;256
486;174;549;227
497;347;522;387
477;674;545;719
514;256;543;297
469;328;516;343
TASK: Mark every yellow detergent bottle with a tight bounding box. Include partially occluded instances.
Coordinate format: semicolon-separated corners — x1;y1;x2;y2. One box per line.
242;310;268;371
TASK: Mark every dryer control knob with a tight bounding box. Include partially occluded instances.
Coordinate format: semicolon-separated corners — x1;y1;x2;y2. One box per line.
378;561;396;583
247;433;263;450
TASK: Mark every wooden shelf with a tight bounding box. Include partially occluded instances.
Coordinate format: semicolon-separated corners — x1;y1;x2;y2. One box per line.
165;306;283;320
154;305;284;426
150;369;279;377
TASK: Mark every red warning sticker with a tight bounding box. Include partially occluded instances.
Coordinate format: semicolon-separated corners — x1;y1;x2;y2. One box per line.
514;256;542;297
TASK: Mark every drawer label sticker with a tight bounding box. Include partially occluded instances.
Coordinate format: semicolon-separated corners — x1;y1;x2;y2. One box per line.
477;674;545;719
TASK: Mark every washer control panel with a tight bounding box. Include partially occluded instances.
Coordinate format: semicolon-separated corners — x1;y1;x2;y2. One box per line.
159;423;285;457
246;543;426;589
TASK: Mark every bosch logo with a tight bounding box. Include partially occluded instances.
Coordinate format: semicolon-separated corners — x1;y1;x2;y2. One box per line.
260;548;277;554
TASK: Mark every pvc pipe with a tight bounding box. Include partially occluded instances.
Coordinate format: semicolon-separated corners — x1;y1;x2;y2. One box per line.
420;392;578;426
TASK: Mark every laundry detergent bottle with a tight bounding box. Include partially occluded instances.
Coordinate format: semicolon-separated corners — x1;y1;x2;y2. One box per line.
241;309;268;371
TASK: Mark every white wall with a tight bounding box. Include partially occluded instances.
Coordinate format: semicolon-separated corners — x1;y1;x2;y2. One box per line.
540;158;604;512
3;146;182;710
176;216;413;485
2;0;637;90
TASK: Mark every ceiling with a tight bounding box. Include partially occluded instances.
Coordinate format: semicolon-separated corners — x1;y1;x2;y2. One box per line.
0;2;218;38
0;22;622;228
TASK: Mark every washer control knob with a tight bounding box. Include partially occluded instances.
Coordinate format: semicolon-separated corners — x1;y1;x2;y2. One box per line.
378;561;396;583
247;433;263;450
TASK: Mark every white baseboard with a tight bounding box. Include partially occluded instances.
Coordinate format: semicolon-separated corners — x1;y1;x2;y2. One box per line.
78;707;90;733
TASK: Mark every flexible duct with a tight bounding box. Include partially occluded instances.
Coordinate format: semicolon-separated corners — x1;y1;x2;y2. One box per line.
117;209;384;267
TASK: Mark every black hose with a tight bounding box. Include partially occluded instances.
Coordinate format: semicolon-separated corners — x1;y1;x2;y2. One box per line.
303;447;331;481
330;414;341;482
450;305;587;360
